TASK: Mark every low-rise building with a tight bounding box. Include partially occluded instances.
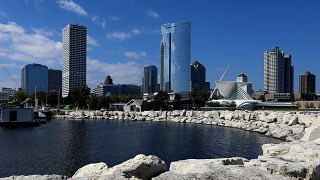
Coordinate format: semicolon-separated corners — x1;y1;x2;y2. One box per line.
124;99;143;112
0;87;16;96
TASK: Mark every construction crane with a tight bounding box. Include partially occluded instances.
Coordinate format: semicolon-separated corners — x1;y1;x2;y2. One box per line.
208;64;230;101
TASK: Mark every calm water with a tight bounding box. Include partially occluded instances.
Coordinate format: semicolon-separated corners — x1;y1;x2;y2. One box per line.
0;119;282;177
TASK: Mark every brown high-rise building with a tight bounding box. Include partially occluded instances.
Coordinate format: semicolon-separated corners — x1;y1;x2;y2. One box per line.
299;71;316;94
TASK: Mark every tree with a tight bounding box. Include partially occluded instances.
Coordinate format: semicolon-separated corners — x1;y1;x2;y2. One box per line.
172;93;182;110
65;87;90;109
86;95;99;110
190;91;210;108
153;91;169;110
14;91;28;102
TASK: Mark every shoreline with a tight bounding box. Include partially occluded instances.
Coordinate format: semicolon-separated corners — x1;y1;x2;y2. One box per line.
2;110;320;179
54;109;320;141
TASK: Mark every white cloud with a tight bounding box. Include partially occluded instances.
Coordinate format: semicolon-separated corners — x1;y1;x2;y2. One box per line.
57;0;88;16
87;57;142;86
106;31;131;41
110;16;121;21
87;35;99;46
0;22;24;33
91;15;106;29
124;51;147;59
146;10;159;19
0;22;61;66
106;27;158;41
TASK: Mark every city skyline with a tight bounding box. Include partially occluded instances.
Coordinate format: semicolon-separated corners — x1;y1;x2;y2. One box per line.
0;1;320;92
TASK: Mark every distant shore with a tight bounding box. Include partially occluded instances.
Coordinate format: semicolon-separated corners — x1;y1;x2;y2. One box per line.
55;109;320;141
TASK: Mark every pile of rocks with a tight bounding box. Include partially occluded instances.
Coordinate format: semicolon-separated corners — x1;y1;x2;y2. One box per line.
56;110;320;141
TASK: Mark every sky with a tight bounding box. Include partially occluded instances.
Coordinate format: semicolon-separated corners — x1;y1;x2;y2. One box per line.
0;0;320;92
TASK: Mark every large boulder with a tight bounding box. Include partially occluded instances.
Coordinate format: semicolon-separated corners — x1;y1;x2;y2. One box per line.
154;159;289;180
169;157;246;174
300;126;320;141
246;139;320;179
72;162;108;178
101;154;167;179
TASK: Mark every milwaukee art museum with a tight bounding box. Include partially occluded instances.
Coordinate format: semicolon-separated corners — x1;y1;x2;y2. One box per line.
209;73;293;110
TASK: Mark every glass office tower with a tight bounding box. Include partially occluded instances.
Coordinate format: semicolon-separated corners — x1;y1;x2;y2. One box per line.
21;63;48;95
160;22;191;95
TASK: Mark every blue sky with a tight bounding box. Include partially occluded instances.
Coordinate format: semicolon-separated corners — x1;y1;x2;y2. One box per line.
0;0;320;92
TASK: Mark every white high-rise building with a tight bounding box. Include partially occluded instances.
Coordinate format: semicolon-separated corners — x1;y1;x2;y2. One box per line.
62;24;87;97
264;47;293;94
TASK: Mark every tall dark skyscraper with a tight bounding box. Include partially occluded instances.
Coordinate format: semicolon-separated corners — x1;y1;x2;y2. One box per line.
264;47;294;93
160;22;191;95
62;24;87;97
48;69;62;93
143;65;158;93
191;61;210;91
299;71;316;94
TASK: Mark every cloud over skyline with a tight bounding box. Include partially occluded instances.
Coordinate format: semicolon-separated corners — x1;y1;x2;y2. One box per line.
0;22;61;66
124;51;147;59
57;0;88;16
146;10;159;19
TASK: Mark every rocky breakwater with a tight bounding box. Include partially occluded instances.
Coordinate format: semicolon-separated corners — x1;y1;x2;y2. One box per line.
3;112;320;179
56;110;320;141
2;136;319;179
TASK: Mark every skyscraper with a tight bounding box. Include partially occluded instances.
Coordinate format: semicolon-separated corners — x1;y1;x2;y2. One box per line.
21;63;48;95
142;65;158;93
62;24;87;97
160;22;191;95
48;69;62;93
299;71;316;94
191;61;210;91
264;47;294;94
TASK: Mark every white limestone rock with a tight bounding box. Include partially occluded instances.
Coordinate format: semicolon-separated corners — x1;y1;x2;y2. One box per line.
301;126;320;141
72;162;108;178
154;161;289;180
101;154;167;179
246;139;320;179
171;110;180;117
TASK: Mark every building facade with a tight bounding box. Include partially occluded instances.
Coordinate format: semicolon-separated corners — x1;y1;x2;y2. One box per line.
299;71;316;94
21;63;48;95
93;75;141;97
160;22;191;95
48;69;62;93
0;87;16;96
142;65;158;93
191;61;210;91
62;24;87;97
264;47;294;94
